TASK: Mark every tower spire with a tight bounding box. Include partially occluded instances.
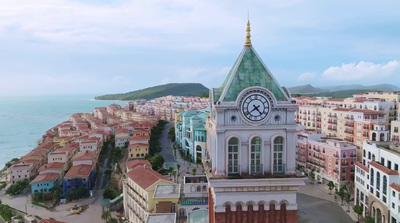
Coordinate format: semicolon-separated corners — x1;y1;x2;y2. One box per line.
244;20;252;47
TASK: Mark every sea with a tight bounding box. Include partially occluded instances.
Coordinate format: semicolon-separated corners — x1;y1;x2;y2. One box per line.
0;95;127;168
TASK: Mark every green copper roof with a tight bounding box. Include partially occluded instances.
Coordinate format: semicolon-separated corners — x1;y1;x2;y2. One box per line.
214;46;289;102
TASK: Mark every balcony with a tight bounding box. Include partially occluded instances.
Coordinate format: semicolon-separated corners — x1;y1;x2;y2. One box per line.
316;119;321;123
328;114;337;118
345;122;354;127
333;169;339;174
363;125;370;130
345;116;354;120
317;112;321;116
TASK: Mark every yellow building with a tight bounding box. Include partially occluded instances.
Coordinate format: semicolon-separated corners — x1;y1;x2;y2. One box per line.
123;162;177;223
128;143;149;159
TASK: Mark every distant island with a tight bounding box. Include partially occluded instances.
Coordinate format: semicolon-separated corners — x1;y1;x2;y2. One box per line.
288;83;400;98
95;83;209;100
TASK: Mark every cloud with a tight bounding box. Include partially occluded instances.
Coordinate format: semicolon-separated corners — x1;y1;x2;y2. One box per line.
321;60;400;81
297;72;316;82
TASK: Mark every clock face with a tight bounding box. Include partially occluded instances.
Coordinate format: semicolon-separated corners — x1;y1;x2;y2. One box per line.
241;93;270;122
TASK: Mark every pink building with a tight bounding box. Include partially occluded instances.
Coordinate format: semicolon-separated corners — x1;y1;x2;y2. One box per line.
296;130;357;187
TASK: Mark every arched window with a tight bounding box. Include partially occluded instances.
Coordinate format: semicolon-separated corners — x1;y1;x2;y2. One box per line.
368;151;371;159
376;172;380;190
363;150;366;158
383;176;387;195
370;168;374;186
273;137;284;173
342;152;347;158
228;137;239;174
251;137;262;174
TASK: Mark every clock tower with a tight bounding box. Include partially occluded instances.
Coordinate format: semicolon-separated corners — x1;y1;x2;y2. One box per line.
205;21;305;223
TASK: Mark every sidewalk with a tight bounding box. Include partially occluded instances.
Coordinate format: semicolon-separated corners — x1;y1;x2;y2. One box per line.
300;180;359;222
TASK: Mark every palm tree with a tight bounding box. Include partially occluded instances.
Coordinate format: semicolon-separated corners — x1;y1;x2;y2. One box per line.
102;210;111;222
337;188;345;206
177;164;181;176
327;181;335;195
108;217;118;223
353;204;363;223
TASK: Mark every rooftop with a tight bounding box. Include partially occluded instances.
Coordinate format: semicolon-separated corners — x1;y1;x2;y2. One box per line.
65;164;92;178
126;165;169;190
368;161;399;175
153;184;180;199
31;173;60;184
72;151;96;161
146;213;176;223
38;162;64;172
126;159;151;171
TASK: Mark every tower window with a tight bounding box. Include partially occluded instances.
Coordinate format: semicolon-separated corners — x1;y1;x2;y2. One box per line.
251;137;262;174
228;137;239;174
273;136;284;173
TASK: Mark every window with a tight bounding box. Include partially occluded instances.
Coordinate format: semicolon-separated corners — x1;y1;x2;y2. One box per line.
370;168;374;186
376;172;380;191
368;151;371;159
273;137;284;173
381;158;385;165
383;176;387;195
250;137;262;174
395;164;399;171
228;137;239;174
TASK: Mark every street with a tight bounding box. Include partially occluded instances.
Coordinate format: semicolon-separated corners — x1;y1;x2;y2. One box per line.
297;180;356;223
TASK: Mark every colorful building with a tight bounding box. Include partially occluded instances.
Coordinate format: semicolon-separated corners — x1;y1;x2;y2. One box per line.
128;143;149;160
123;162;176;223
175;108;208;162
63;164;95;198
296;130;357;187
31;173;60;195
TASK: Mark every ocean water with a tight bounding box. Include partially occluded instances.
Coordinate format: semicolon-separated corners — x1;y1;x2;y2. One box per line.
0;95;127;168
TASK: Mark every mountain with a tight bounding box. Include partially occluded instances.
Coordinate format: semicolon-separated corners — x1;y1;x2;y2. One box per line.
288;84;328;94
95;83;209;101
321;84;400;92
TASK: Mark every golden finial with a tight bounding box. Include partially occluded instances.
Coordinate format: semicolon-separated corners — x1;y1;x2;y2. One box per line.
244;20;252;47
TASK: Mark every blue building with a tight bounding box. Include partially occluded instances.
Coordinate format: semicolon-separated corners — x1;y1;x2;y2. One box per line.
175;108;209;162
63;164;95;199
30;173;60;195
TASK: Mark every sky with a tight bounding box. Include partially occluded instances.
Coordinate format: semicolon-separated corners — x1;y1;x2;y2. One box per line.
1;0;400;96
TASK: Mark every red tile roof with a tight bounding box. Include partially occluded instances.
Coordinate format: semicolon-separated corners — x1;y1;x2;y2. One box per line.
65;164;92;178
58;143;80;152
72;151;96;161
39;219;67;223
390;183;400;192
31;173;60;184
126;159;151;171
129;143;149;148
333;108;352;112
351;109;384;115
115;129;130;134
129;135;150;141
355;162;369;172
38;162;64;172
368;161;399;175
126;165;169;190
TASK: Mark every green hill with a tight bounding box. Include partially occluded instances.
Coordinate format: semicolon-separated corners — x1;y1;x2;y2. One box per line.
288;84;328;94
95;83;209;100
302;89;372;98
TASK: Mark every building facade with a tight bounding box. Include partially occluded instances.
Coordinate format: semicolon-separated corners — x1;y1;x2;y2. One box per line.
355;140;400;223
205;22;305;223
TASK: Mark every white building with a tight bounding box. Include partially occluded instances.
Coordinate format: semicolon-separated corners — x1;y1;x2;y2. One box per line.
355;140;400;223
205;21;305;223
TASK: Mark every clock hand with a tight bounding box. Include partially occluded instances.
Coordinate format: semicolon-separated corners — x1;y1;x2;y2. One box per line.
254;106;263;115
249;105;260;113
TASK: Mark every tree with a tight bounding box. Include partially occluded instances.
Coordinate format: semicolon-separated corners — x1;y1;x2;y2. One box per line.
327;181;335;195
337;188;345;206
177;164;181;176
309;169;315;184
102;210;111;222
108;217;118;223
365;217;375;223
345;192;351;212
150;155;165;171
353;204;363;223
103;187;120;200
5;178;29;196
192;168;196;176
